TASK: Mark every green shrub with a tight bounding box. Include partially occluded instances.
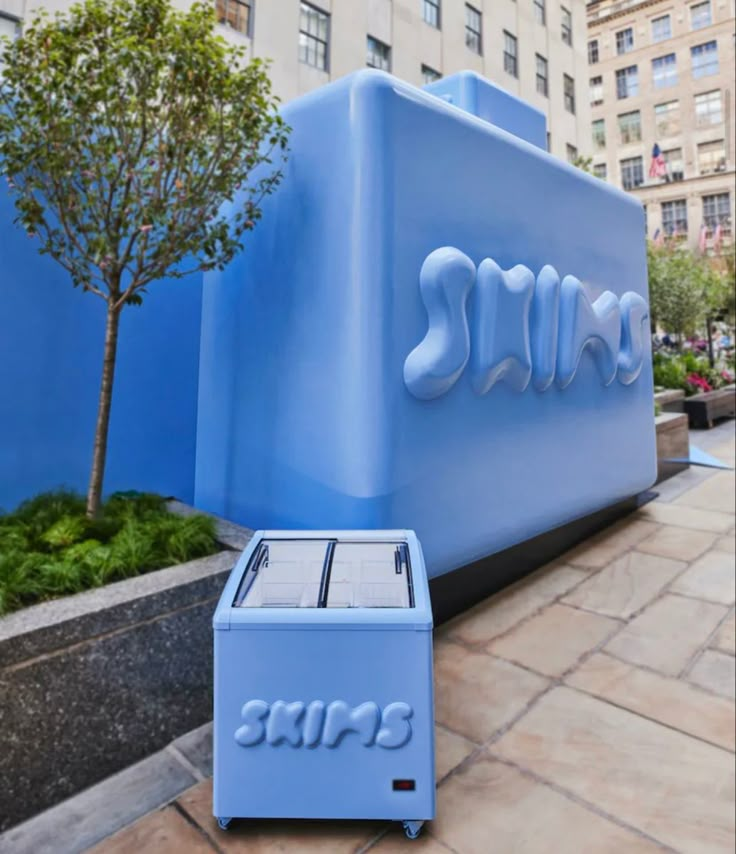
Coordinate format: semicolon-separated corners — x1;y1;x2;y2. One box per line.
0;491;219;616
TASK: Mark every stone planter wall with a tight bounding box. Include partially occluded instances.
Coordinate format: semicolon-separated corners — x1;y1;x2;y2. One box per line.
0;514;251;832
655;412;690;483
654;388;685;413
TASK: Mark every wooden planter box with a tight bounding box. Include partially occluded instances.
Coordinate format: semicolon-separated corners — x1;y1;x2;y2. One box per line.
654;388;685;413
683;385;736;429
655;412;690;483
0;508;252;833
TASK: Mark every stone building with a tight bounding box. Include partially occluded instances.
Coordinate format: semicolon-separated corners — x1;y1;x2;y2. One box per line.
587;0;735;249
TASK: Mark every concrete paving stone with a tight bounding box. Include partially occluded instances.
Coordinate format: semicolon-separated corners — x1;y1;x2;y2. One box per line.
674;471;736;515
652;465;721;504
636;525;718;562
176;779;387;853
604;594;728;676
366;830;454;853
443;564;587;645
434;725;476;781
486;604;619;678
431;753;663;854
87;806;214;854
671;550;736;605
713;533;736;554
170;721;213;778
433;640;549;743
566;652;735;752
688;650;736;700
636;501;734;533
494;686;735;854
560;518;659;570
562;551;686;619
712;612;735;655
0;750;197;854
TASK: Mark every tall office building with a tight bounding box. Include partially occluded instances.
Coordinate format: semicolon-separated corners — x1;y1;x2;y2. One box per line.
587;0;735;250
1;0;590;160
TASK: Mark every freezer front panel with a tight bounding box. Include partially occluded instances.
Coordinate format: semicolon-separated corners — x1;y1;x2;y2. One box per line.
213;627;435;821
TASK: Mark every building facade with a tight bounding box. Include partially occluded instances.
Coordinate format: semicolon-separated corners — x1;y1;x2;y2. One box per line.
0;0;590;161
587;0;735;250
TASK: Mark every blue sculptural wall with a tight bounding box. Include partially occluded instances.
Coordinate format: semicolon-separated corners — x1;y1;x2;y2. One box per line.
0;192;202;510
196;70;656;578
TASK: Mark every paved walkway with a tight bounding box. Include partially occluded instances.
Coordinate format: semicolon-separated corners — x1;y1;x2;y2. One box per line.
7;426;736;854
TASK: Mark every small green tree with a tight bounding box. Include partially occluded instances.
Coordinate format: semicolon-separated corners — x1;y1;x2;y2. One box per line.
0;0;289;517
647;242;709;342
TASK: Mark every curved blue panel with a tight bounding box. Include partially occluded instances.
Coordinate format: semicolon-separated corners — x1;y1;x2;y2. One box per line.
530;265;560;392
556;276;621;389
618;292;651;385
196;70;656;578
470;258;533;395
403;247;475;401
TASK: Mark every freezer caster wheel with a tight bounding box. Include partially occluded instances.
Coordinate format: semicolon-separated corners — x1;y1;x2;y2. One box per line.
402;820;424;839
217;817;232;831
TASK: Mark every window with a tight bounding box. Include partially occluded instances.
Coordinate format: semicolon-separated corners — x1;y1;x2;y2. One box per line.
593;163;607;180
588;40;599;64
691;41;718;77
616;65;639;99
504;31;518;76
299;3;329;70
703;193;731;233
590;76;603;106
536;54;548;96
663;148;684;181
618;110;642;144
465;5;482;54
651;15;671;42
698;140;726;174
422;65;441;84
655;100;680;136
661;199;688;236
561;6;572;46
695;90;722;126
567;144;578;163
616;27;634;55
423;0;440;28
620;156;644;190
592;119;606;150
216;0;251;35
534;0;546;26
367;36;390;71
564;74;575;114
652;53;677;88
690;1;712;30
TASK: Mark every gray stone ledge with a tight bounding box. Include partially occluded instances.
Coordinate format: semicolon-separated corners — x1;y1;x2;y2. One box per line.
0;550;238;669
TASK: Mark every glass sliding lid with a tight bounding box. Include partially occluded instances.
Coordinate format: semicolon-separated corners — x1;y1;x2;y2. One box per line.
233;538;414;608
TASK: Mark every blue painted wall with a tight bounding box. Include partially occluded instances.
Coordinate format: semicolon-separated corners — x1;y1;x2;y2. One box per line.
0;192;203;511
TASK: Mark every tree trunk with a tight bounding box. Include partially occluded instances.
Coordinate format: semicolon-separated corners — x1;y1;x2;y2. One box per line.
86;301;122;518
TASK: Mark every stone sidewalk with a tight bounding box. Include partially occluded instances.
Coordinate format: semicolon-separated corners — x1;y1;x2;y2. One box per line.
3;425;734;854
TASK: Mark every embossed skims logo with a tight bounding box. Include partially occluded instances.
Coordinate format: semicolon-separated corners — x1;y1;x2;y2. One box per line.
403;247;650;400
235;700;413;749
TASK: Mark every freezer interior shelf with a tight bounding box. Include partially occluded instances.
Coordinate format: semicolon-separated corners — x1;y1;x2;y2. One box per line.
233;538;414;608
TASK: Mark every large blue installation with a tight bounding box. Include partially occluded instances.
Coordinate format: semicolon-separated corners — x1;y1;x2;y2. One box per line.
195;70;656;578
0;69;655;580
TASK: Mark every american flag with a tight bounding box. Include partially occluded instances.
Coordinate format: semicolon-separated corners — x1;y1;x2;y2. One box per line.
652;228;665;246
649;144;667;179
713;223;723;252
699;223;708;253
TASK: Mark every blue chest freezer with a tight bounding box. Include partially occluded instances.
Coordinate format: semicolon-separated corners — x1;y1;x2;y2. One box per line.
212;530;435;839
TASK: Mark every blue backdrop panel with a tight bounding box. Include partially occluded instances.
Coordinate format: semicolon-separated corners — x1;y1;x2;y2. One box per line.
0;193;202;510
195;69;656;578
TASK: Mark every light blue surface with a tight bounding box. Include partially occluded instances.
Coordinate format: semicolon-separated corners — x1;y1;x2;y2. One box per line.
195;69;656;579
212;530;435;823
0;193;202;509
423;70;547;150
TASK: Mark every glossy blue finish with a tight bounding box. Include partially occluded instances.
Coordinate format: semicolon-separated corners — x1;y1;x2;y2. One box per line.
0;192;202;509
212;530;435;822
196;70;656;579
423;70;547;150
